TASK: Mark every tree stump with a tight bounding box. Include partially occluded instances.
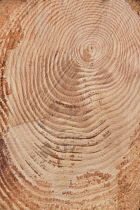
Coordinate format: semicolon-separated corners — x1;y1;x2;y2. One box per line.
0;0;140;209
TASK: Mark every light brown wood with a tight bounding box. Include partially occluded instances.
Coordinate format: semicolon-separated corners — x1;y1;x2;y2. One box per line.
128;0;140;14
0;0;140;209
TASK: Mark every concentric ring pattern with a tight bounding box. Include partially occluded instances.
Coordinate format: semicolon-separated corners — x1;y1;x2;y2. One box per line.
0;0;140;209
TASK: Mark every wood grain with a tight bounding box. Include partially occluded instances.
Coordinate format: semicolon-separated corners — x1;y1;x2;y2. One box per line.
0;0;140;209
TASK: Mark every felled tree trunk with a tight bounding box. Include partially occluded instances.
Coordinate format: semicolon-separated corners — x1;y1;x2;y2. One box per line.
0;0;140;209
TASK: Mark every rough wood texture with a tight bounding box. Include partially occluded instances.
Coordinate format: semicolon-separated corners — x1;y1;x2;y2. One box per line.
128;0;140;14
0;0;140;209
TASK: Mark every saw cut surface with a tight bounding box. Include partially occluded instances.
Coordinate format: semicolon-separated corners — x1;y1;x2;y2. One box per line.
0;0;140;209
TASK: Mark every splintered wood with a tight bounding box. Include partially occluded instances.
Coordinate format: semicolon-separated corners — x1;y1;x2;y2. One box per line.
0;0;140;209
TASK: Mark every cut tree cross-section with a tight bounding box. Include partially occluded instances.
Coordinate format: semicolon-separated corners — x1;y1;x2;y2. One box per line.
0;0;140;209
